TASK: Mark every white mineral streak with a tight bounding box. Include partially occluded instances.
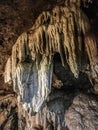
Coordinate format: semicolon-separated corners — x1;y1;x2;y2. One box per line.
5;5;98;113
16;60;53;113
5;58;12;84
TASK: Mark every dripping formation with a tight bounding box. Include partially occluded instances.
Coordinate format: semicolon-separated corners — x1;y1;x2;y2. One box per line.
4;4;98;114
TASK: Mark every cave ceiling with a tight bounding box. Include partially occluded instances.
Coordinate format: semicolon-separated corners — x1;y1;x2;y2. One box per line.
0;0;98;89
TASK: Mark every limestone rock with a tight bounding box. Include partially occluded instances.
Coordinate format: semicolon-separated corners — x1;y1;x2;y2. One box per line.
0;93;18;130
65;94;98;130
1;0;98;130
4;2;98;118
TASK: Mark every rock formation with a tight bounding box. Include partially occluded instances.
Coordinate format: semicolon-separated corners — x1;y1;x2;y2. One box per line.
5;2;98;114
0;0;98;130
65;94;98;130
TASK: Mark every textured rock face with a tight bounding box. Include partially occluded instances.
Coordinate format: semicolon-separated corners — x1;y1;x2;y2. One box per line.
1;0;98;130
5;3;98;114
65;94;98;130
5;5;98;80
18;90;98;130
0;93;18;130
5;57;53;113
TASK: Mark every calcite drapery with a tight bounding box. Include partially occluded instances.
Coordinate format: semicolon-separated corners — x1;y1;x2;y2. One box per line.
4;4;98;114
5;56;53;113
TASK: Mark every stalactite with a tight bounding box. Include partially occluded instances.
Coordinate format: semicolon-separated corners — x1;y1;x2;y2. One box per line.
4;4;98;117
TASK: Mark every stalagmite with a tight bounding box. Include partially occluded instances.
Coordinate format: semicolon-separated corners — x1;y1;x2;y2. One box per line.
4;3;98;116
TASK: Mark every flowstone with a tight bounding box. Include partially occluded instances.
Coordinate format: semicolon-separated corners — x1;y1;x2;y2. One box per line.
4;2;98;129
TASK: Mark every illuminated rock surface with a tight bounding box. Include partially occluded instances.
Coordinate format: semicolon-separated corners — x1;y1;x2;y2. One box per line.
1;0;98;130
5;3;98;115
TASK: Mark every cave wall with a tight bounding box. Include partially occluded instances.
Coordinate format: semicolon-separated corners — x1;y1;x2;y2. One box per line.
1;0;98;130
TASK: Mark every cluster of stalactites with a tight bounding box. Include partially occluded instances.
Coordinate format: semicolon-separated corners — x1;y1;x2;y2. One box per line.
5;5;98;83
